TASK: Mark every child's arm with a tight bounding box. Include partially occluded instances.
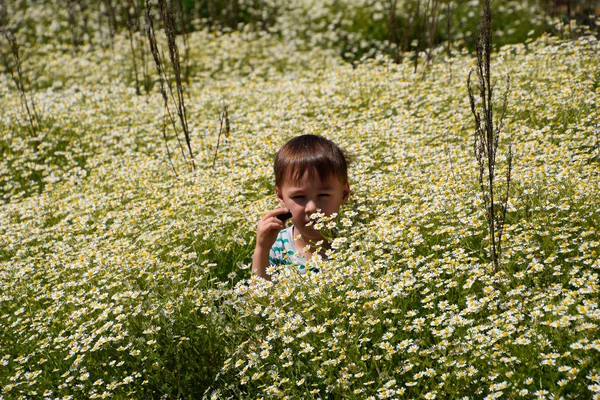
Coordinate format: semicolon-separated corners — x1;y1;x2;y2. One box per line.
252;208;291;281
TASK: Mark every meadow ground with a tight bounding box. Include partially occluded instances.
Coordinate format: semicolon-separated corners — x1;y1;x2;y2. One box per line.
1;6;600;400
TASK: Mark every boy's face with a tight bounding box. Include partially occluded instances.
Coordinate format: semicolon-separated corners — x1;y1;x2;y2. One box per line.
276;172;350;242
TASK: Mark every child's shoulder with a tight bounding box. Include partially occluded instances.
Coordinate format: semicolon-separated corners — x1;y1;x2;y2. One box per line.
271;227;293;255
270;226;308;269
275;226;293;244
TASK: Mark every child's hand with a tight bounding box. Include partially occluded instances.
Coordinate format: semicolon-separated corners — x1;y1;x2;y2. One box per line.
253;208;291;281
255;208;291;250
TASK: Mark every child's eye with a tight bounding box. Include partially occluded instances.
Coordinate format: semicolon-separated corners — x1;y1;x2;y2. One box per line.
318;194;330;197
292;195;305;200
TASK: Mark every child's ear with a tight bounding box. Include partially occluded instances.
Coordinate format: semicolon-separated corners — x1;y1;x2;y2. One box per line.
275;186;286;207
342;183;350;203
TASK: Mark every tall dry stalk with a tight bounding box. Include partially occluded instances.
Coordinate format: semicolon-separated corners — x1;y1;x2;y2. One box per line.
2;30;41;139
413;0;424;73
445;0;453;58
66;0;82;54
212;105;230;169
386;0;401;63
593;122;599;166
401;0;419;60
174;0;191;84
80;1;93;50
412;0;441;73
467;0;513;271
159;0;195;170
145;0;179;176
144;0;196;174
139;34;152;93
145;0;179;175
125;0;152;93
425;0;440;68
0;0;7;28
103;0;118;48
125;0;142;95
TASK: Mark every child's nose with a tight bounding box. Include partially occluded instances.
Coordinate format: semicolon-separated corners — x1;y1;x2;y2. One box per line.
305;199;317;215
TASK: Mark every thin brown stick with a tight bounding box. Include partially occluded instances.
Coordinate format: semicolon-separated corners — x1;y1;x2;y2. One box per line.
212;106;229;169
159;0;196;171
79;0;92;50
445;0;452;58
496;144;513;258
414;0;427;73
125;0;141;95
174;0;191;83
595;123;600;163
2;30;40;138
129;0;152;93
402;0;420;60
144;0;182;175
66;0;81;54
104;0;117;49
386;0;401;63
0;0;7;28
425;0;440;68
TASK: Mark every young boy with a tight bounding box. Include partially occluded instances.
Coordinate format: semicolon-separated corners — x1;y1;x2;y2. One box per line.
252;134;350;281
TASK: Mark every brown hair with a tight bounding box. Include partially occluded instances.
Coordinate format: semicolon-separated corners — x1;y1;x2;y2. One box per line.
274;134;349;187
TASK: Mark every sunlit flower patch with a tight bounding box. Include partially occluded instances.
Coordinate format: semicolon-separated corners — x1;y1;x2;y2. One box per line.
1;1;599;399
